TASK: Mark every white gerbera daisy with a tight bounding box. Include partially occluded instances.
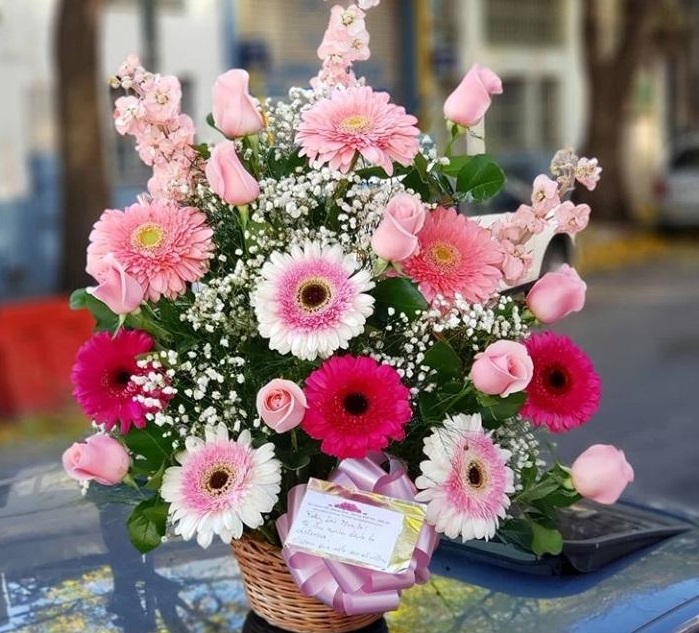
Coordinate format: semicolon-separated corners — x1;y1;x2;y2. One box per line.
160;423;281;548
251;241;374;361
415;413;514;542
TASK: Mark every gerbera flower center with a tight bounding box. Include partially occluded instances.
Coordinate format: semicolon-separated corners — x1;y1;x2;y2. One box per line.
428;241;460;270
132;222;165;249
112;369;133;387
466;460;487;490
342;392;370;415
297;278;332;312
544;365;571;394
339;114;372;133
203;465;235;495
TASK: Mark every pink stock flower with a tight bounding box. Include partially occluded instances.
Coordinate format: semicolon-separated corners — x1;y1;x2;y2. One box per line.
443;63;502;127
256;379;308;433
114;96;146;135
371;193;426;261
205;141;260;206
575;157;602;191
326;4;366;37
302;355;412;459
570;444;634;504
526;264;586;324
531;174;561;214
87;253;145;315
296;86;420;176
403;207;503;303
357;0;380;8
554;201;591;235
212;69;264;138
62;435;130;486
86;199;214;302
470;340;533;397
71;329;157;433
500;240;533;285
142;74;182;124
521;332;601;433
147;158;194;202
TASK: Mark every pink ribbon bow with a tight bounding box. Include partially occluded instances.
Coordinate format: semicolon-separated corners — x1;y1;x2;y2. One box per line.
276;453;439;615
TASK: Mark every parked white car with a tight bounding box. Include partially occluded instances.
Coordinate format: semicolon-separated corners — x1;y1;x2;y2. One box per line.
655;137;699;229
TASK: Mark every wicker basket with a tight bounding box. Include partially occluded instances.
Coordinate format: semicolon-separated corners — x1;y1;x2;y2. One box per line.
232;534;383;633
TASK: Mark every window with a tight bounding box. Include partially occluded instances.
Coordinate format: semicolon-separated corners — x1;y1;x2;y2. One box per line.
486;78;560;153
485;0;563;47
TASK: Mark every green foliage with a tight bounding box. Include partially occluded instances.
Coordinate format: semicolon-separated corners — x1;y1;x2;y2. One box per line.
454;154;506;202
423;340;462;383
371;277;429;324
127;495;168;553
121;426;176;473
69;288;119;331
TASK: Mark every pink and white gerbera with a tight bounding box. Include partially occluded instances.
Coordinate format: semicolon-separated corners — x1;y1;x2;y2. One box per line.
252;241;374;361
415;413;514;542
295;86;420;176
161;424;281;548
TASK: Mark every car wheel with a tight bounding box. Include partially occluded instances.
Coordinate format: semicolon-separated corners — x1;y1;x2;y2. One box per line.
539;240;571;276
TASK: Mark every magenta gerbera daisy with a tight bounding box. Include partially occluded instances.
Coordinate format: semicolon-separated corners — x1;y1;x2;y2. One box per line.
302;355;412;459
521;331;601;432
71;329;156;433
252;242;374;361
415;413;514;542
402;207;503;303
161;424;281;548
295;86;420;175
86;198;214;302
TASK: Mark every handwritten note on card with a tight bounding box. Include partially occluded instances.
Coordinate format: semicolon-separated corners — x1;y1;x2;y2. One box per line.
283;478;426;573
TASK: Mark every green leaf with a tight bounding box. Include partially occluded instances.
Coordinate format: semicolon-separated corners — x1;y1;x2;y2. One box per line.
121;426;175;471
127;496;168;554
497;518;533;551
455;154;505;202
371;277;428;323
478;391;526;423
192;142;211;159
423;340;462;382
69;288;119;331
206;112;216;129
355;166;390;179
401;168;431;200
440;155;473;178
144;463;166;492
530;522;563;556
277;450;311;471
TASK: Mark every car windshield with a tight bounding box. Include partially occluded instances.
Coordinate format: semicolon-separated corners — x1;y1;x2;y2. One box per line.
671;147;699;169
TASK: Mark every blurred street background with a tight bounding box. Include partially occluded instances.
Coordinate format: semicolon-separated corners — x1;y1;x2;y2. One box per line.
0;0;698;527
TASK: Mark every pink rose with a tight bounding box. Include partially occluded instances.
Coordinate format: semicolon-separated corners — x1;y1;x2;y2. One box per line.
205;141;260;206
211;69;264;138
370;193;427;261
526;264;586;324
470;340;533;397
87;253;144;315
570;444;634;504
443;63;503;127
62;435;130;486
256;379;308;433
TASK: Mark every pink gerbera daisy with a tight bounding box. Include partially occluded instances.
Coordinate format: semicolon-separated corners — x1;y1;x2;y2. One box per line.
161;424;281;548
302;355;412;459
521;331;601;432
415;413;514;542
402;207;503;303
71;329;157;433
86;198;214;302
295;86;420;176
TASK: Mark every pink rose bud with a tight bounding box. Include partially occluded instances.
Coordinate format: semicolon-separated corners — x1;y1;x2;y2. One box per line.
211;69;264;138
256;379;308;433
205;141;260;206
443;63;503;127
87;253;144;315
62;435;130;486
570;444;634;504
526;264;586;324
470;340;533;397
370;193;427;261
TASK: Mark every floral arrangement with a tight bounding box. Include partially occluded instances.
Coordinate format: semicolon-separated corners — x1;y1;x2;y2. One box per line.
62;0;633;614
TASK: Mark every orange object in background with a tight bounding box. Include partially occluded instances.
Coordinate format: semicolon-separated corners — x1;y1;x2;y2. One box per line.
0;297;94;418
